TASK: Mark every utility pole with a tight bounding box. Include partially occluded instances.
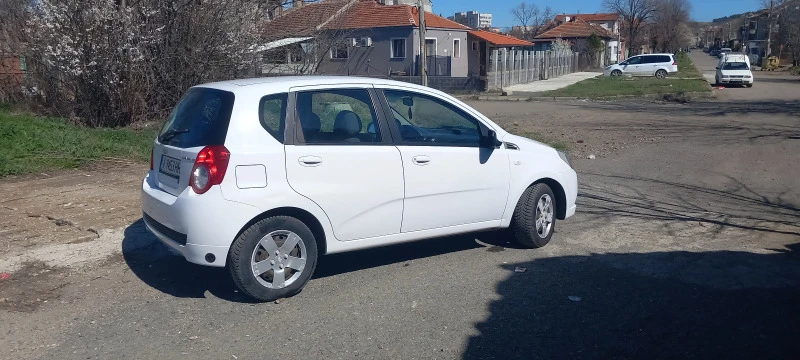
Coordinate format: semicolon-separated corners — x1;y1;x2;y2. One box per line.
417;0;427;86
766;0;774;57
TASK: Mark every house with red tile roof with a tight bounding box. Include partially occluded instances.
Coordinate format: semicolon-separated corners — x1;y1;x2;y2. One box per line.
534;17;617;66
551;13;625;63
260;0;472;78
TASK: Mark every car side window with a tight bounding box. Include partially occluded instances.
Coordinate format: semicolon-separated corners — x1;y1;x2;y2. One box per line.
627;56;642;65
640;56;654;64
295;89;382;144
259;93;288;143
383;89;482;147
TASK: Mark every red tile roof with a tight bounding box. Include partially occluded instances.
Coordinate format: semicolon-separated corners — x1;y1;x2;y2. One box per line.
469;30;533;47
535;18;614;40
263;0;468;39
554;13;620;22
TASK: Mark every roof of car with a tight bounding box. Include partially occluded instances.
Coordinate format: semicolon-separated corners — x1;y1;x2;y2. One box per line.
194;75;444;95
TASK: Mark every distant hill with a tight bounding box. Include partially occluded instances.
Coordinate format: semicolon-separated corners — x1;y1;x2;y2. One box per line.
711;11;752;23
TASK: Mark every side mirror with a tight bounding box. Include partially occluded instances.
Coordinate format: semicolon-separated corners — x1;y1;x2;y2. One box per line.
482;129;502;149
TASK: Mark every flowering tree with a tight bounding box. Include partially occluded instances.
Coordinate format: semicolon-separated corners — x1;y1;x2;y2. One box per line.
23;0;268;127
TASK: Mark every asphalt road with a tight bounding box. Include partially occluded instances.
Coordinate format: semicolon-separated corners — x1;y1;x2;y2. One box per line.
2;59;799;359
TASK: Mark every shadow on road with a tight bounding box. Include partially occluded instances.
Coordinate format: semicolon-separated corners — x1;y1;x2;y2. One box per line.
121;219;510;301
462;244;800;360
577;172;800;237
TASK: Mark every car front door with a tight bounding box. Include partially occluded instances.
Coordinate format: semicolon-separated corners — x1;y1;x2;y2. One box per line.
284;85;404;241
621;55;643;75
377;87;511;233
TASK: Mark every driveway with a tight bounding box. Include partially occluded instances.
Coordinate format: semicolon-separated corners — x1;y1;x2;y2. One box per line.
1;78;799;359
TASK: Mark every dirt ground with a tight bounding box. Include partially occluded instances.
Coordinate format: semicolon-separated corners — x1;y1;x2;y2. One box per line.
1;53;799;359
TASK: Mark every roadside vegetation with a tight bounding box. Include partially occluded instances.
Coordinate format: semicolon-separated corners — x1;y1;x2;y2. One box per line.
540;52;710;99
0;106;156;176
675;52;703;78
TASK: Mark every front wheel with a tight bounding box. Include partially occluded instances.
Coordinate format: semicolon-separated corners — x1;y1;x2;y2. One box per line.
510;183;557;248
655;69;667;79
228;216;318;302
611;70;622;76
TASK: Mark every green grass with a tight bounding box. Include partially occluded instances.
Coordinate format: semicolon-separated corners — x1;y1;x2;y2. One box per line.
0;107;158;176
675;52;703;79
539;76;711;99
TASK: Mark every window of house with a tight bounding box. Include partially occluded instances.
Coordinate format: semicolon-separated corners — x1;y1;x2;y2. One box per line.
331;41;349;59
453;39;461;58
295;89;382;144
391;38;406;58
472;41;478;51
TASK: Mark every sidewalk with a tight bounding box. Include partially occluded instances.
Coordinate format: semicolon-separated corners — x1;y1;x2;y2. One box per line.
503;72;601;93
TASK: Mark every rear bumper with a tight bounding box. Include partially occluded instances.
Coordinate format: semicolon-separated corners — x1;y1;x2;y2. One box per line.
141;170;261;267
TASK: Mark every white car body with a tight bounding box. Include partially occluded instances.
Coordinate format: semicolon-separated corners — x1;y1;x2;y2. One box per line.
141;76;578;300
603;53;678;78
715;54;754;87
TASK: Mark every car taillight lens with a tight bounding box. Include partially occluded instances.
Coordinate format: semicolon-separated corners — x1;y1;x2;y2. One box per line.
150;148;154;170
672;61;677;65
189;145;230;194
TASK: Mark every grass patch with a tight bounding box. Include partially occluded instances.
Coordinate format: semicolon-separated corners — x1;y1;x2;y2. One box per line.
0;108;158;176
675;52;703;79
539;76;711;99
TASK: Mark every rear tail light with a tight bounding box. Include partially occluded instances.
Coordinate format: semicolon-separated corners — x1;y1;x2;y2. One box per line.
672;61;677;65
189;145;230;194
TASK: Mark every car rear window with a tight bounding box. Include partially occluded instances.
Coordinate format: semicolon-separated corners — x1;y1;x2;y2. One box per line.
158;87;235;148
723;62;749;70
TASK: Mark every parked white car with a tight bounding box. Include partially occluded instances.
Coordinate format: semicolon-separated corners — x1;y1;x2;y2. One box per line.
141;76;578;301
603;53;678;79
715;54;754;87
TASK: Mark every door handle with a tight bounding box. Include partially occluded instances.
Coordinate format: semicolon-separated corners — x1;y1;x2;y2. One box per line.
412;155;431;165
298;156;322;166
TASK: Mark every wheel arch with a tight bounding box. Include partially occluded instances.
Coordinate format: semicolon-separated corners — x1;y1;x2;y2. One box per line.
232;207;328;256
531;178;568;220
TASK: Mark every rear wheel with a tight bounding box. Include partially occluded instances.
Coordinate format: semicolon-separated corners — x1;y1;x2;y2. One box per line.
510;183;557;248
228;216;318;302
655;69;667;79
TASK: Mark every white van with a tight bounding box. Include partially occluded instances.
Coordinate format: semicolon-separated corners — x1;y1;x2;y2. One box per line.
715;54;754;87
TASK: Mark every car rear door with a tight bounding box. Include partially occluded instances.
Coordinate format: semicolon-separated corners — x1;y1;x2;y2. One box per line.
283;85;404;241
376;87;511;233
154;87;235;196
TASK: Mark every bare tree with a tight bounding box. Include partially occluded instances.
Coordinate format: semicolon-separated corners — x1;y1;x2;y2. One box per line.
649;0;691;52
510;2;554;39
604;0;656;55
777;1;800;64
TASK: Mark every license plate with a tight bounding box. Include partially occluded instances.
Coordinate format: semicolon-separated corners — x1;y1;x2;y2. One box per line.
730;79;742;83
159;155;181;179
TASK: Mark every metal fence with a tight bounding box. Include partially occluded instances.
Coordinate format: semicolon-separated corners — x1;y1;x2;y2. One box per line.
487;49;580;91
415;55;451;76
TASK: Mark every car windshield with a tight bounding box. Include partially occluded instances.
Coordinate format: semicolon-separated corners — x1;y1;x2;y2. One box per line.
723;62;749;70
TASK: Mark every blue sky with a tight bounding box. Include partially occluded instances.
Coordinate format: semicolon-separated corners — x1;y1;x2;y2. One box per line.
432;0;763;27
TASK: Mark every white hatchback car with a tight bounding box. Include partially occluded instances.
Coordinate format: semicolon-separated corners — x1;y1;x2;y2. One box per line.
604;53;678;78
141;76;578;301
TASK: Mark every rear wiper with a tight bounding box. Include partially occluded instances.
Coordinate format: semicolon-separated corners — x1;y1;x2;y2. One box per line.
159;128;189;142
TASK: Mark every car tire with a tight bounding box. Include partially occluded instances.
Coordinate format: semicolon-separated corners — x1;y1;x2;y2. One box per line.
228;216;318;302
745;83;753;88
655;69;667;79
611;70;622;76
510;183;556;249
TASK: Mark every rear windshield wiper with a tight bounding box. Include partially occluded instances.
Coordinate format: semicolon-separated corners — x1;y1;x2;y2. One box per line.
159;128;189;143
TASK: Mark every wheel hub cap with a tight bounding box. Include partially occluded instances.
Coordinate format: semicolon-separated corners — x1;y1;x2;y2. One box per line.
251;230;307;289
535;194;554;238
